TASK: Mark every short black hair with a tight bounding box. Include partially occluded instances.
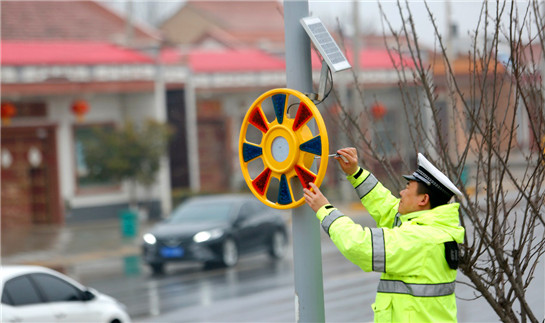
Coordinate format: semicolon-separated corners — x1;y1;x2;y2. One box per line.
416;181;451;209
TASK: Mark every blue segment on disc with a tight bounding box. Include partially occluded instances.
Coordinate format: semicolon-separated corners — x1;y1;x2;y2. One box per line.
278;174;292;205
299;136;322;155
271;94;286;124
242;143;262;162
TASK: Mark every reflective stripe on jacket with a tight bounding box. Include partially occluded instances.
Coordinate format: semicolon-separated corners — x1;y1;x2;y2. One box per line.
316;167;465;323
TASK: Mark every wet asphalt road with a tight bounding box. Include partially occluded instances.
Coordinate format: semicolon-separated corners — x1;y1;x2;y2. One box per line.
74;214;543;323
74;214;380;322
77;213;380;322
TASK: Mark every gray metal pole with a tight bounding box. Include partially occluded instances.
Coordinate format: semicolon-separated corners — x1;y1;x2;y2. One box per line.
284;1;326;322
185;69;200;192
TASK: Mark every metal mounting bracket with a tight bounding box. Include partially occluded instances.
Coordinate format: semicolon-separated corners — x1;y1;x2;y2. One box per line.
306;60;329;102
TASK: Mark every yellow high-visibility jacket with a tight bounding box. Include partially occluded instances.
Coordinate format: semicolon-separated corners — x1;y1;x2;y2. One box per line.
317;167;465;323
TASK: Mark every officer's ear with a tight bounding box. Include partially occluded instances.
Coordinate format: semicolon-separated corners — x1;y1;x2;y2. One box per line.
418;193;430;208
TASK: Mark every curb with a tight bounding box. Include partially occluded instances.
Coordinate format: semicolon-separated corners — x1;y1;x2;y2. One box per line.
3;245;141;274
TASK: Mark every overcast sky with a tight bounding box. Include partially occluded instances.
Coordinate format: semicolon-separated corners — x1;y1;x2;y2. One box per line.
105;1;536;48
311;1;533;47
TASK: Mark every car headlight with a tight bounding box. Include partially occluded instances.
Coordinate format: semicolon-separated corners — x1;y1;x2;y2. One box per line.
143;233;157;245
193;229;224;243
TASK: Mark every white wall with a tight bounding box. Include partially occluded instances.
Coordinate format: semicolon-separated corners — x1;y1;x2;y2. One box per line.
48;91;168;212
122;86;171;216
219;90;268;191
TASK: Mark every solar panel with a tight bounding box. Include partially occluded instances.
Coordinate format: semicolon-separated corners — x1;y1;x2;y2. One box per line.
300;16;351;72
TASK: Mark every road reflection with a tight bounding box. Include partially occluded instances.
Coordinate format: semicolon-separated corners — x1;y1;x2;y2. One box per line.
86;252;294;319
146;280;160;316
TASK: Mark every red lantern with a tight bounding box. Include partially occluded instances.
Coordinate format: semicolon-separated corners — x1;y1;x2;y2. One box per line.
371;103;387;120
71;99;89;122
1;102;17;125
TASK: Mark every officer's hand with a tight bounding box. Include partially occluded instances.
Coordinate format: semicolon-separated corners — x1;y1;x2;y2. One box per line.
335;147;359;175
304;182;330;213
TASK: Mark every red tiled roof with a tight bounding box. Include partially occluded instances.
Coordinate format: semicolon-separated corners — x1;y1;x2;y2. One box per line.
0;1;159;42
338;48;416;70
310;49;415;70
161;1;284;48
2;39;413;72
162;48;285;72
192;26;245;48
161;47;414;73
187;1;284;34
1;41;154;65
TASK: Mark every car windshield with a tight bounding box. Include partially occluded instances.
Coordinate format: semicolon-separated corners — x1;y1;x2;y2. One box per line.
168;200;234;223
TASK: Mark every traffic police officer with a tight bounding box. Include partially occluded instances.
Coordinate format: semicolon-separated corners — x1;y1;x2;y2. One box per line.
304;147;464;323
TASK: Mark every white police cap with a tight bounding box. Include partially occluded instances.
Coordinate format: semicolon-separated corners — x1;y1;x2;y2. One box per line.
402;153;462;198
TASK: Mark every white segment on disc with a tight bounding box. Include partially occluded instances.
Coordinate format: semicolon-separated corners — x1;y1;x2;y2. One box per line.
271;136;289;162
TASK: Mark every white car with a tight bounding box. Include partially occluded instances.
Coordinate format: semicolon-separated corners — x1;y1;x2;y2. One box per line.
1;265;131;323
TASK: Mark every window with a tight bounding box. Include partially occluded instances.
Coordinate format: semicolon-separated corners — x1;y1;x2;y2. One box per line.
464;97;483;133
2;275;43;306
372;111;396;157
1;288;12;305
515;96;531;149
30;273;82;302
73;124;116;190
239;201;261;219
16;102;47;118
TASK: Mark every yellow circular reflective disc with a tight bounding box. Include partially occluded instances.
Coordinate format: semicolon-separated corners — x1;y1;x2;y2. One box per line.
239;88;329;209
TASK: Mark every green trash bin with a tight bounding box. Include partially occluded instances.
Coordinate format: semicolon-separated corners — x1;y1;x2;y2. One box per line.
119;209;139;239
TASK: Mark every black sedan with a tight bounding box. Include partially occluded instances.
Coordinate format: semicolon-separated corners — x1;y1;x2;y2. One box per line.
141;194;288;274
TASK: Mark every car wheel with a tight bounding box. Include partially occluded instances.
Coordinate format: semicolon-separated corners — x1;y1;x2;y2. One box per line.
150;263;164;275
221;238;238;267
269;230;287;259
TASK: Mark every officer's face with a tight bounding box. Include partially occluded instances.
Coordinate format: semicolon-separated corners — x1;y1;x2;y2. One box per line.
398;180;428;214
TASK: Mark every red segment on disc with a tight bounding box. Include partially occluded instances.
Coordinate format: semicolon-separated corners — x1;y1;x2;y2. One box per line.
249;106;269;133
292;102;313;131
252;168;272;195
295;165;316;190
